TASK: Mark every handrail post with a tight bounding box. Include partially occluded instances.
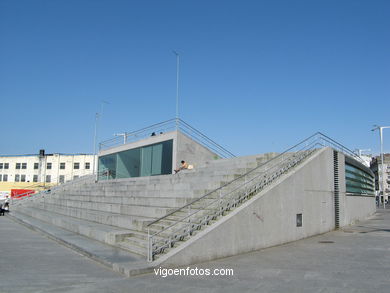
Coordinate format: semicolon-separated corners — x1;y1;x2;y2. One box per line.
188;205;191;236
147;228;152;262
219;189;222;216
245;175;248;198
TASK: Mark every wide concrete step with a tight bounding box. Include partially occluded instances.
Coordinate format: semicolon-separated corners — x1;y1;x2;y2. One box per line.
35;200;173;220
45;194;193;207
14;203;155;231
117;239;147;256
12;207;135;246
62;171;244;187
59;177;240;194
53;181;230;196
14;204;158;259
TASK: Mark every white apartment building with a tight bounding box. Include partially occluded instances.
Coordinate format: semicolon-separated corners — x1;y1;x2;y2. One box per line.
370;154;390;202
0;151;95;194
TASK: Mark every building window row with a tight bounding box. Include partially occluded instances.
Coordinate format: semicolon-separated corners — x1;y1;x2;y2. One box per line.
14;174;27;182
16;163;26;169
345;163;375;196
0;173;82;183
0;163;9;169
0;162;91;170
15;163;27;169
0;174;8;181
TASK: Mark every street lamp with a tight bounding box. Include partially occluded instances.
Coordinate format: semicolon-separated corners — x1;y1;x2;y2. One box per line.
173;50;180;130
93;100;110;182
372;125;390;209
93;113;99;181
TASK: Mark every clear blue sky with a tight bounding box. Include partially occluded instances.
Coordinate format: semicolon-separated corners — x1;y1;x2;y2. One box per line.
1;0;389;156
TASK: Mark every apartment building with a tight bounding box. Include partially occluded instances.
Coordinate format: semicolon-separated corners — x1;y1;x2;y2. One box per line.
0;151;95;195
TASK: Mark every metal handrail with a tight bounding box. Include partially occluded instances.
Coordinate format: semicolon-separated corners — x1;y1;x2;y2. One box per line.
147;132;319;227
148;142;319;231
150;148;317;243
177;119;236;158
98;118;235;159
11;174;95;205
146;132;365;261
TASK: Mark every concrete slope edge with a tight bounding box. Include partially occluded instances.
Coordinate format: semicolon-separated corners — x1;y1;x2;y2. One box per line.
153;147;330;267
6;213;155;277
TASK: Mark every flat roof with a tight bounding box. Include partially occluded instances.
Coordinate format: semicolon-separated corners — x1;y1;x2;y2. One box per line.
0;153;94;158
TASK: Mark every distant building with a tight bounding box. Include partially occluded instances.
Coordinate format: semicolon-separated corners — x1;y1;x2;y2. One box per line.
357;155;372;167
370;153;390;202
0;150;95;196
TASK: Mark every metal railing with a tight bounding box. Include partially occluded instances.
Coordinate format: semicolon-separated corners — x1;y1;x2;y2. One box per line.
146;132;364;261
11;174;95;206
98;118;235;159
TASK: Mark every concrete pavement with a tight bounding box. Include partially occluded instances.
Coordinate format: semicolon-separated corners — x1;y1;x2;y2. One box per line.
1;209;389;293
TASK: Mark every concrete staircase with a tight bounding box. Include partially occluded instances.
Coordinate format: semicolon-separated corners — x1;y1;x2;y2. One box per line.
12;153;279;257
146;149;317;261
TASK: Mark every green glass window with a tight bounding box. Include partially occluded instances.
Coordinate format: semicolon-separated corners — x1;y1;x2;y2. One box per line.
98;153;117;180
345;163;374;196
98;139;173;180
117;148;140;178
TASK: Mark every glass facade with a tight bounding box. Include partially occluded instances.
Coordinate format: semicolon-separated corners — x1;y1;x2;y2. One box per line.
98;140;173;180
345;163;374;196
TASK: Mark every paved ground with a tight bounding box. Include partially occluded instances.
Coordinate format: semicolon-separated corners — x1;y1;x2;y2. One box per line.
1;209;389;293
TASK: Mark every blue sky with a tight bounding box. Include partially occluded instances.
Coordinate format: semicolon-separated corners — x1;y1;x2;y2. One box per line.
0;0;389;156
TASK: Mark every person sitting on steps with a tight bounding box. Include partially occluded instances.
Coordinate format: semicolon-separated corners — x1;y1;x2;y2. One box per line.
174;160;189;173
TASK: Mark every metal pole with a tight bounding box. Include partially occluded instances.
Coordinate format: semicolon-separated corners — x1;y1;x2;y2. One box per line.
173;50;180;129
93;113;99;181
147;228;151;262
373;125;390;209
379;128;386;209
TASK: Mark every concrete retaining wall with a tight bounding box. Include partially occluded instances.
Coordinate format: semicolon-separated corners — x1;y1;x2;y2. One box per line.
343;196;376;225
159;147;376;267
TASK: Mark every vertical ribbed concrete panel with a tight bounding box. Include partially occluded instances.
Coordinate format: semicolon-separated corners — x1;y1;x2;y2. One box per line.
333;150;340;229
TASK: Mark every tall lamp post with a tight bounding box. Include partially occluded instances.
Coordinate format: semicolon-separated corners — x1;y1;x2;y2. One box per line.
372;125;390;209
173;50;180;130
93;100;110;181
92;112;99;181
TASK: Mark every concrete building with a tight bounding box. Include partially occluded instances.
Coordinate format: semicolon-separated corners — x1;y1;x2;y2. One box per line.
370;153;390;202
97;119;233;181
0;151;95;196
9;121;376;275
98;131;220;180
